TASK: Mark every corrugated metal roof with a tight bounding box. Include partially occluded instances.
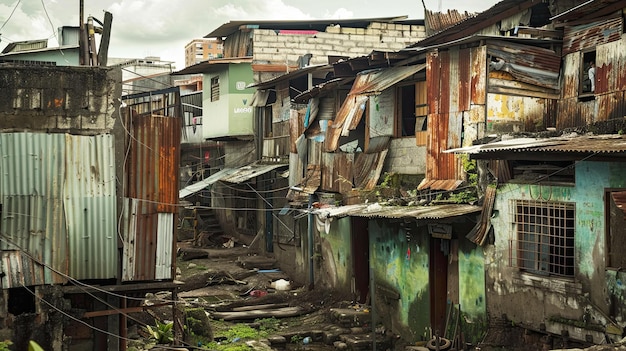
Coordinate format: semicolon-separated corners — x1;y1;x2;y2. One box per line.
206;17;421;38
424;9;476;36
220;162;288;184
414;0;540;47
179;168;237;199
314;203;481;220
172;57;253;75
446;134;626;156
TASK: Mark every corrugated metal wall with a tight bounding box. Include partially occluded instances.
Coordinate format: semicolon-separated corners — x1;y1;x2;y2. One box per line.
65;135;117;280
425;47;481;184
123;114;180;281
0;133;117;287
558;36;626;129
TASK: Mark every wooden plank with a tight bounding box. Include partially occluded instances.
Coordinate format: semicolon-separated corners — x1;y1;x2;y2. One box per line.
211;307;304;321
83;303;171;318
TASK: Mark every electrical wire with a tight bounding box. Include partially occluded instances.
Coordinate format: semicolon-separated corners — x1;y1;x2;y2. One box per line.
0;0;21;33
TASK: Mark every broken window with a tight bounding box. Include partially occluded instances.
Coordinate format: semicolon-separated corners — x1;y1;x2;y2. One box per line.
510;200;575;277
580;50;596;95
396;81;427;139
210;76;220;102
606;190;626;269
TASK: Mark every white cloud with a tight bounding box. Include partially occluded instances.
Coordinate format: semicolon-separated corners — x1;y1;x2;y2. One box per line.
324;8;354;19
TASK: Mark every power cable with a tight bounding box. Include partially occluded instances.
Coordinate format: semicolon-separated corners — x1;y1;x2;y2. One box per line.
0;0;21;33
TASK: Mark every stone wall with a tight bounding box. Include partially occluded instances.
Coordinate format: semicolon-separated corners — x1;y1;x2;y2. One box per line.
0;66;121;134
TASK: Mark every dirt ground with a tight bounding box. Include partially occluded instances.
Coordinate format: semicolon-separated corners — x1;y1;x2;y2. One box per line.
128;241;617;351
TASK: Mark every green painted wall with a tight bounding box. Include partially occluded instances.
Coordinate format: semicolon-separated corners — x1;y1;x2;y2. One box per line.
369;219;431;342
458;239;487;343
319;217;352;288
488;160;626;326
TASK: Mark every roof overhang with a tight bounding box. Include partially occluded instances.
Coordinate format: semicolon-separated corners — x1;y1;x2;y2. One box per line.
172;57;253;75
314;203;481;221
445;134;626;161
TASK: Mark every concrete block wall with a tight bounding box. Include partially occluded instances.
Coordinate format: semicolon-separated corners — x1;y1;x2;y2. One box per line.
385;138;426;175
252;22;426;66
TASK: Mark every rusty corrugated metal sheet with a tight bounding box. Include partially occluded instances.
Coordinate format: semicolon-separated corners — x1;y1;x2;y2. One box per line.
562;16;623;55
471;46;487;105
155;213;174;280
0;133;120;287
487;40;561;89
596;37;626;94
220;162;287;184
459;48;471;111
315;203;481;220
324;95;368;152
65;134;117;280
354;150;388;190
417;179;463;191
321;152;354;193
325;65;426;152
124;114;180;282
561;53;579;99
424;9;475;36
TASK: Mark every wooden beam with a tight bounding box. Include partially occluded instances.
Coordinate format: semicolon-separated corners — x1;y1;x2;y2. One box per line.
252;63;300;72
83;303;171;318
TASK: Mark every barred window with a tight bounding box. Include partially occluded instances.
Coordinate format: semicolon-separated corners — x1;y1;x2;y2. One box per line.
210;76;219;102
510;200;575;277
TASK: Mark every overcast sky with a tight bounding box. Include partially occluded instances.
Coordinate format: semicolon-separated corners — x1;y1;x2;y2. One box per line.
0;0;499;69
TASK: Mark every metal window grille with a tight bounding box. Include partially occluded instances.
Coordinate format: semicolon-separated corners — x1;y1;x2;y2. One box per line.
210;77;219;102
509;199;575;277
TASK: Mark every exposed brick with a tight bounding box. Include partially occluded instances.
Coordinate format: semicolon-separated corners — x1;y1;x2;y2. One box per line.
340;27;357;34
356;28;365;35
325;25;341;33
365;28;382;36
369;22;382;29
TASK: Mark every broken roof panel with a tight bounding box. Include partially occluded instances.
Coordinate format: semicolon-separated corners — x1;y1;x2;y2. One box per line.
220;162;288;184
179;168;236;199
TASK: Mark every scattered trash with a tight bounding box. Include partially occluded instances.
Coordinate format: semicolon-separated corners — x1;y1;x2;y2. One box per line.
249;290;268;298
302;337;311;344
270;279;291;291
223;237;235;248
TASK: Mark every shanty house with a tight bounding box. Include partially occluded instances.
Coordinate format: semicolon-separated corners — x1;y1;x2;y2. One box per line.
0;64;181;351
439;0;626;347
175;18;428;249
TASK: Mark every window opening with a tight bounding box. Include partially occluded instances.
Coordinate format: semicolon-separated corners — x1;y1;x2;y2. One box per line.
580;51;596;95
510;199;575;277
210;76;220;102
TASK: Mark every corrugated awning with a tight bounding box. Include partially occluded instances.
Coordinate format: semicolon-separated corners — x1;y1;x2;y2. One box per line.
220;162;288;184
314;203;480;220
445;134;626;158
179;168;237;199
325;64;426;152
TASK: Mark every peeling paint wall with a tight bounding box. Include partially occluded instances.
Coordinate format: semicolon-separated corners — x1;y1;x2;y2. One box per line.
369;219;431;342
318;217;352;290
486;161;626;339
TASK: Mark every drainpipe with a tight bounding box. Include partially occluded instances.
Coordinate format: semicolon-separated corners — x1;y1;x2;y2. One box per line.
308;195;314;289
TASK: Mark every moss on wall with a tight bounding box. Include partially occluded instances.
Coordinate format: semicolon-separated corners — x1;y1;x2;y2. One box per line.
369;219;430;341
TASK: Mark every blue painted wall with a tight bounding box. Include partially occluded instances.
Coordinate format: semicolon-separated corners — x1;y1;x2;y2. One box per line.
487;160;626;330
